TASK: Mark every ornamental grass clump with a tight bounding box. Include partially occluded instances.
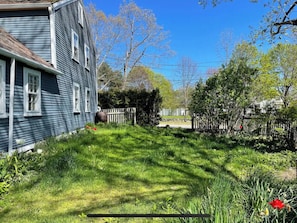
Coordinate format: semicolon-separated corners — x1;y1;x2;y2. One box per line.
243;172;297;223
199;177;246;223
169;176;247;223
170;172;297;223
243;172;274;222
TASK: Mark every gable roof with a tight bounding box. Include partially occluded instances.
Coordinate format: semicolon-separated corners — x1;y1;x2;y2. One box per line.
0;0;54;3
0;0;56;10
0;0;81;11
0;28;62;75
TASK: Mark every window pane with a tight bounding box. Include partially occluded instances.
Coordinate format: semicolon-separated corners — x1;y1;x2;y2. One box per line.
28;93;37;111
28;75;39;93
72;31;79;61
78;3;83;26
85;45;90;69
74;35;78;47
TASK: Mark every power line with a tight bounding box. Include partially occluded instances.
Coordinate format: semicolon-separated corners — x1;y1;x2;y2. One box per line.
102;55;224;67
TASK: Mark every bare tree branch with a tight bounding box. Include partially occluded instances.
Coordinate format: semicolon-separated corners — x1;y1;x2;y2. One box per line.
271;1;297;36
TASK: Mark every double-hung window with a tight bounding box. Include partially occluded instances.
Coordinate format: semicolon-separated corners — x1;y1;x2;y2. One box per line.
0;59;6;117
23;67;41;116
78;2;84;27
84;44;90;70
73;82;80;113
71;29;79;62
85;87;90;112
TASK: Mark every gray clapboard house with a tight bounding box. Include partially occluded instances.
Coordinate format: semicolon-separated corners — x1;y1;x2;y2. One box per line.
0;0;97;154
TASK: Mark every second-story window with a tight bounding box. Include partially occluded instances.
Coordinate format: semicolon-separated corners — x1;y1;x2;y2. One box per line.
78;2;84;27
84;44;90;70
71;29;79;62
0;59;6;117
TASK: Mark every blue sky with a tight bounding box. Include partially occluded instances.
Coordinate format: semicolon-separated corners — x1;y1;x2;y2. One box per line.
83;0;270;88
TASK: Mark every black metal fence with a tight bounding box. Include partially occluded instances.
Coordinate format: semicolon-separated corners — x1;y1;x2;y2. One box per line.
192;115;297;142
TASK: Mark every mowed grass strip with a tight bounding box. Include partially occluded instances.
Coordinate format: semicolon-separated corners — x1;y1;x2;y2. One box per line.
0;124;294;222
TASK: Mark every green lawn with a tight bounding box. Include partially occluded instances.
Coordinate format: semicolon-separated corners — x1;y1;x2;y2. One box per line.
0;124;296;222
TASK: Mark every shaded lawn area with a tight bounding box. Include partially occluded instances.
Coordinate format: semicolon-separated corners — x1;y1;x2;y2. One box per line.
0;125;294;222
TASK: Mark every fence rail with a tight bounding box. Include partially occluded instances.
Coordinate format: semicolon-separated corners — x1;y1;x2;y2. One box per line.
192;115;297;138
102;107;136;125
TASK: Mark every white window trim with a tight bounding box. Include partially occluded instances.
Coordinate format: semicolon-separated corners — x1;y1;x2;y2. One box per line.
73;82;80;113
84;44;90;70
23;67;42;117
78;2;84;27
71;29;79;63
0;59;6;118
85;87;90;112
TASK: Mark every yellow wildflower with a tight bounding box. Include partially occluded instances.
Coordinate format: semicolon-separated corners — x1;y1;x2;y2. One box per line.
264;208;269;216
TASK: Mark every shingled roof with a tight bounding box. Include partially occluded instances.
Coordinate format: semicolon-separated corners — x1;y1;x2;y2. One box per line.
0;0;55;3
0;0;56;10
0;28;61;75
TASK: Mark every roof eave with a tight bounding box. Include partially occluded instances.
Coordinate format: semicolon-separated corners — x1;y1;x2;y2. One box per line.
0;3;51;11
0;47;63;75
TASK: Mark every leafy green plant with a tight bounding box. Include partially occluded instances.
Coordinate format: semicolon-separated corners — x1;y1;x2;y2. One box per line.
243;172;275;222
0;181;10;195
0;152;42;197
200;176;247;223
168;176;247;223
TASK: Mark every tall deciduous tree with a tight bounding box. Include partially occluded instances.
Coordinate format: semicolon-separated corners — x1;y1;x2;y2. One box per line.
118;1;172;90
127;66;176;108
86;4;122;67
86;1;172;91
127;66;153;90
230;41;260;66
198;0;297;42
86;4;122;90
251;53;279;102
255;43;297;108
151;72;177;108
217;30;235;65
176;57;199;109
97;62;123;91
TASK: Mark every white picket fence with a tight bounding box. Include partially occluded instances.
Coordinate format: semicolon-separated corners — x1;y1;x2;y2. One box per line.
102;107;136;125
160;108;189;116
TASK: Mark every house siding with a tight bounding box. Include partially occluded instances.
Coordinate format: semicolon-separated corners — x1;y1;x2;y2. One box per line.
0;10;51;62
0;58;62;151
54;0;97;132
0;56;10;151
0;0;97;153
